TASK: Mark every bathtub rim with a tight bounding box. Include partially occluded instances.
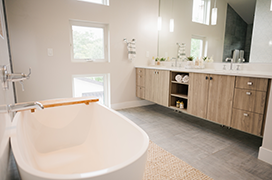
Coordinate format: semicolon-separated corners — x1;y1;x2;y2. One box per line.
10;103;149;179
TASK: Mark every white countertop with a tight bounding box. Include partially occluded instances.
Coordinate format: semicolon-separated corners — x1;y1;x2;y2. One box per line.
135;65;272;79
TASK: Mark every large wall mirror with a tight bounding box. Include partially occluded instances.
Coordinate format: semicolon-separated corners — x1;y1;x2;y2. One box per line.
158;0;257;63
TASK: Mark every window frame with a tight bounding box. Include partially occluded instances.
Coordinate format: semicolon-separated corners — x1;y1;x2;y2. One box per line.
192;0;211;25
69;20;109;63
77;0;109;6
190;35;207;58
72;73;111;107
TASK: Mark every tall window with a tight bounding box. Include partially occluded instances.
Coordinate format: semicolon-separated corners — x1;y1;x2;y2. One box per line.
73;74;110;107
191;36;207;58
78;0;109;6
70;20;109;62
192;0;211;25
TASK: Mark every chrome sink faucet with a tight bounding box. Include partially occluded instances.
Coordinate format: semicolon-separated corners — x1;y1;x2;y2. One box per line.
8;102;44;113
225;58;233;70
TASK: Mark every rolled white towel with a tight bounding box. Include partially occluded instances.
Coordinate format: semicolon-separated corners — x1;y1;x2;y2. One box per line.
182;75;189;83
175;74;183;83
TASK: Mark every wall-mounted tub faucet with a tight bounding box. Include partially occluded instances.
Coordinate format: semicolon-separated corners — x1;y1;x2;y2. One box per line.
8;102;44;113
1;65;31;90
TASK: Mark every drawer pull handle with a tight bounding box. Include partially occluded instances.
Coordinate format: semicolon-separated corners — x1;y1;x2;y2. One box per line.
247;82;253;86
244;113;249;117
246;92;252;95
139;75;142;78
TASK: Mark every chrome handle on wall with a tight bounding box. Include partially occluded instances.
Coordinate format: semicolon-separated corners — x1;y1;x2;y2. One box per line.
1;65;31;91
247;82;253;86
246;92;252;95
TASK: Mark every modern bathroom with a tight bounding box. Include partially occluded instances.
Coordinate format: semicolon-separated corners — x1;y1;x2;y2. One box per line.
0;0;272;179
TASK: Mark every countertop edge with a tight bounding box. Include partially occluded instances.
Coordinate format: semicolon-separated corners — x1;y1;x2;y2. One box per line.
135;66;272;79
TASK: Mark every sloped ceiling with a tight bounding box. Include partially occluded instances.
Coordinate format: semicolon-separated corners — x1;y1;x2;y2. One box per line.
225;0;256;24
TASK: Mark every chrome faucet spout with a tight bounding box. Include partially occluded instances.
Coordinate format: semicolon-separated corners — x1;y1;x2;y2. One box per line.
225;58;233;70
8;102;44;113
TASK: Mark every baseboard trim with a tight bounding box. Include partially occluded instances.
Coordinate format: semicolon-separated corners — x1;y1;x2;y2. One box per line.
258;147;272;165
111;100;154;110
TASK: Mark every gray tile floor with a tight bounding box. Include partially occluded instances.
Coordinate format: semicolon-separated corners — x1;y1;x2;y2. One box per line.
118;104;272;180
7;104;272;180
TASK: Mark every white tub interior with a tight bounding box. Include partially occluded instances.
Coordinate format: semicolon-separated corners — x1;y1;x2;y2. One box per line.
13;103;148;175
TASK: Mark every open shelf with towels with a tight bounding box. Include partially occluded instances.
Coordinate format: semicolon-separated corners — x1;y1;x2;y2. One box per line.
169;71;190;112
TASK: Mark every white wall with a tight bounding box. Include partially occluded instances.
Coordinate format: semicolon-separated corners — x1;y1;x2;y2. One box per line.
0;0;15;179
250;0;272;165
5;0;158;108
250;0;272;63
158;0;227;62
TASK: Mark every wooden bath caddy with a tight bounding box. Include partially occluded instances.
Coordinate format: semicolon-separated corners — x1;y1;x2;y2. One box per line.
31;97;99;112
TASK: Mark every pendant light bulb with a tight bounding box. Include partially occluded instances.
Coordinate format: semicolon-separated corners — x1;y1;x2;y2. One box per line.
170;19;174;32
211;0;217;25
211;8;217;25
158;17;162;31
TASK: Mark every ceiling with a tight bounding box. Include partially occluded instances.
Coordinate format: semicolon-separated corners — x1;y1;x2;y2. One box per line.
225;0;256;24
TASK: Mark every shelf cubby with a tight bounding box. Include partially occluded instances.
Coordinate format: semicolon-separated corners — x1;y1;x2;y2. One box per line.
169;71;190;113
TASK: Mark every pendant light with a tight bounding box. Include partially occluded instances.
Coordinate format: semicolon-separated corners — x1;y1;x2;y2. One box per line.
170;0;174;32
158;0;162;31
211;0;217;25
158;17;162;31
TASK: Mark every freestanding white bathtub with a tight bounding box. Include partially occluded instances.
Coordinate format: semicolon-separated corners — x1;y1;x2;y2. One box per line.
10;103;149;180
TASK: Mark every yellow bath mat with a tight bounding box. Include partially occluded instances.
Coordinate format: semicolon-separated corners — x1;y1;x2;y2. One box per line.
143;141;213;180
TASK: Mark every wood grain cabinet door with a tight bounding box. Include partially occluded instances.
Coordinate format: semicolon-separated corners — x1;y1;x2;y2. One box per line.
156;70;170;107
145;69;156;102
188;73;210;119
206;75;235;126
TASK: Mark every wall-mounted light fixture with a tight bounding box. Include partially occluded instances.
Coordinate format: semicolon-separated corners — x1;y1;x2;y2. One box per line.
170;19;174;32
158;17;162;31
211;0;217;25
170;0;174;32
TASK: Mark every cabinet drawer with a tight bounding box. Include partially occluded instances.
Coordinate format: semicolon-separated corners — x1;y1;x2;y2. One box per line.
231;108;263;136
136;68;145;87
136;86;145;99
233;89;266;114
136;68;145;76
136;74;145;87
235;76;268;91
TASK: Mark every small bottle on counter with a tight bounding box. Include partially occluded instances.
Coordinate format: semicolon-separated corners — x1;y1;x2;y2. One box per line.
180;101;184;109
176;101;180;108
195;57;199;66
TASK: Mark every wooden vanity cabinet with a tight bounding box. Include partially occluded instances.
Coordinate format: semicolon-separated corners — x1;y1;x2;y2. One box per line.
231;77;269;136
136;68;145;99
145;69;170;107
188;73;235;126
135;67;271;136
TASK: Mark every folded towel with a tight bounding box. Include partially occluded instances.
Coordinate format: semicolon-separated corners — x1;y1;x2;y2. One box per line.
127;41;136;60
